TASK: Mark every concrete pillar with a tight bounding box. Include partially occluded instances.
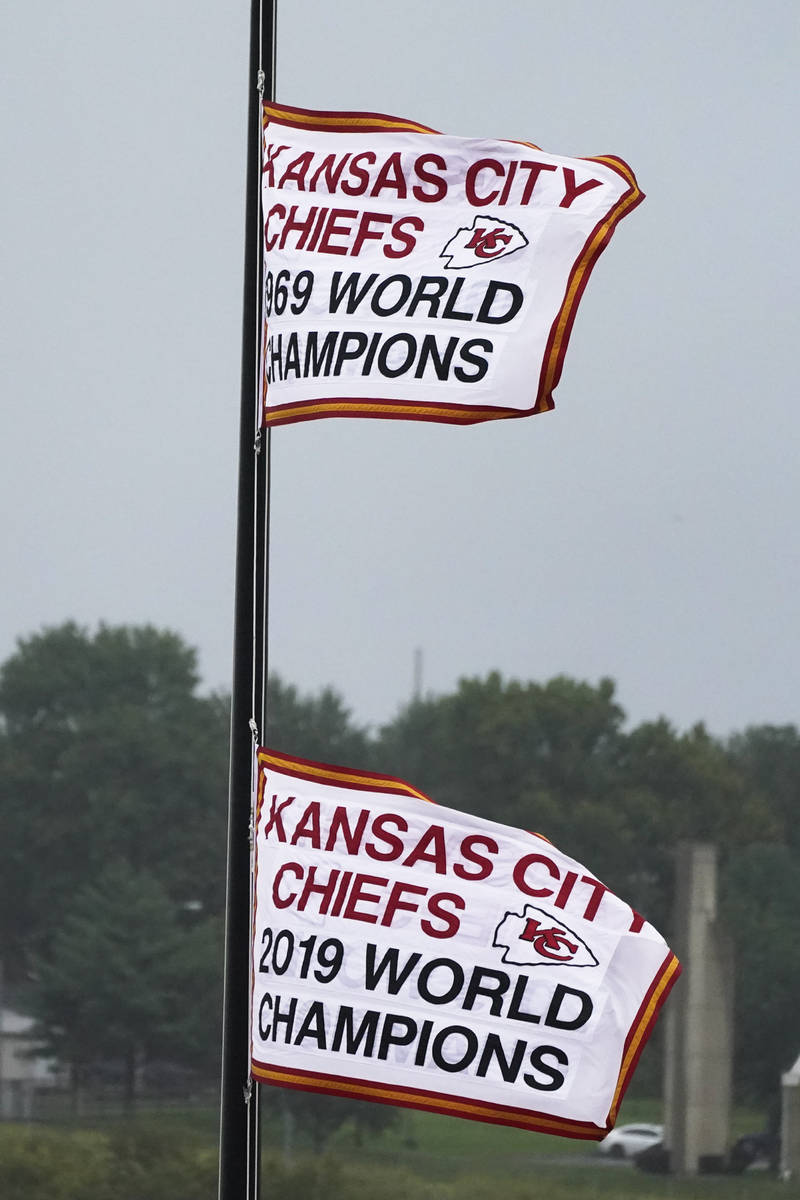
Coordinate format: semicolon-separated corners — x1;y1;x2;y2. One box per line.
663;842;733;1174
780;1054;800;1180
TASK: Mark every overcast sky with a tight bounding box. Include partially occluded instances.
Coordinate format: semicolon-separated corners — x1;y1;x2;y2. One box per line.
3;1;797;738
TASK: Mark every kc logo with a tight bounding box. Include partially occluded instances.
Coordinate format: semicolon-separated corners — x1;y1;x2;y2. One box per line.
440;216;529;269
519;916;579;961
493;904;599;969
465;227;513;258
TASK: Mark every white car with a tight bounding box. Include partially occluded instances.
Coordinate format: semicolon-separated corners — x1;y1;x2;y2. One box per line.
598;1123;664;1160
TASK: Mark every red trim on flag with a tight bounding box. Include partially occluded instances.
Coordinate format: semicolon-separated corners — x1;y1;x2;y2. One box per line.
256;745;435;803
249;761;263;1070
535;181;644;411
608;950;682;1121
264;101;440;136
587;154;639;187
251;1057;606;1139
261;394;547;429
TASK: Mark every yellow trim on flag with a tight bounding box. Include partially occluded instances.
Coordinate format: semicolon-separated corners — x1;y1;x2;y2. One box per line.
263;401;527;425
264;103;435;136
251;1063;599;1137
608;954;681;1121
257;748;432;803
590;155;638;189
540;185;642;400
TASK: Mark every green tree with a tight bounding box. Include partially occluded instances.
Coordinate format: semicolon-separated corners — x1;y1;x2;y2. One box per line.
609;719;775;931
377;672;625;827
721;843;800;1104
162;912;224;1075
376;672;665;914
265;674;372;766
726;724;800;849
0;622;229;978
28;860;190;1106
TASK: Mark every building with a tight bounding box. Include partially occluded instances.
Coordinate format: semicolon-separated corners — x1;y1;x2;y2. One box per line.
0;1008;58;1119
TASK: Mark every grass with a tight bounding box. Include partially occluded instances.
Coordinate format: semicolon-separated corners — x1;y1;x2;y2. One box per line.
345;1105;593;1172
323;1094;766;1170
21;1093;795;1200
456;1165;800;1199
311;1096;797;1199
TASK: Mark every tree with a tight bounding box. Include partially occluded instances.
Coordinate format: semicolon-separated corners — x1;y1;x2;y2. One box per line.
721;844;800;1105
608;719;775;932
377;671;625;826
0;623;230;979
265;675;372;766
376;672;661;912
160;912;224;1078
28;861;189;1107
726;724;800;850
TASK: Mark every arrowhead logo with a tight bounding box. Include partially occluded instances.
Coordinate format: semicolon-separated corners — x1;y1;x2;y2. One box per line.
440;216;529;269
493;905;599;969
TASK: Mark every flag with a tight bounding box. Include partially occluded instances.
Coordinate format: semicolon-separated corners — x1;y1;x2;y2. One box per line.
250;747;679;1138
260;103;643;428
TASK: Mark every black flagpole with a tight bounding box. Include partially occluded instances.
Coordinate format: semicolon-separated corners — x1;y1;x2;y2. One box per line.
219;3;275;1198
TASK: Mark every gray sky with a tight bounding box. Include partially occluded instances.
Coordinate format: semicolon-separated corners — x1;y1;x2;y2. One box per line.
2;1;798;737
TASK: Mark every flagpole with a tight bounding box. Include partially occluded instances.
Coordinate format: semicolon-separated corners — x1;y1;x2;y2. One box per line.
219;3;275;1198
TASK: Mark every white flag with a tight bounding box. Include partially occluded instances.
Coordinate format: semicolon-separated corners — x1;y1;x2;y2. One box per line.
250;748;679;1139
259;103;643;428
